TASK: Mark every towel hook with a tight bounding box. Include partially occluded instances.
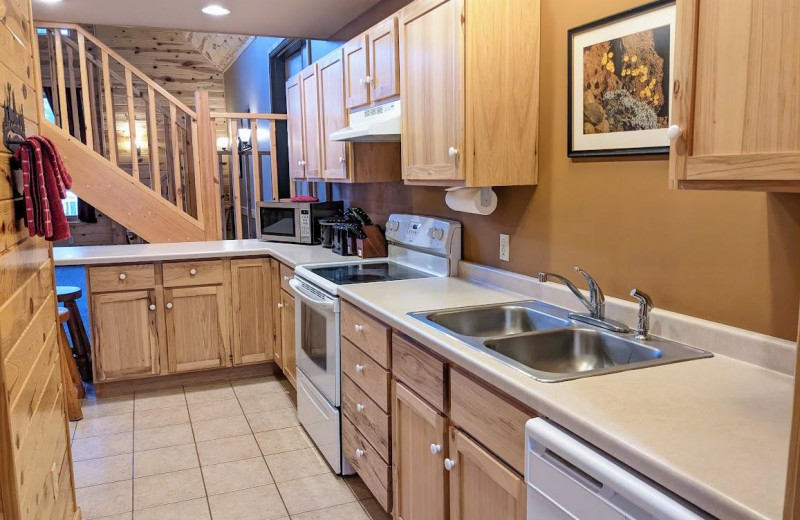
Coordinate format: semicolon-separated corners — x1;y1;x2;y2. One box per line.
2;82;27;152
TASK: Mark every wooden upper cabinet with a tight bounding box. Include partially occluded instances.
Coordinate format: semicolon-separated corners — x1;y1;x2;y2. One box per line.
670;0;800;191
301;64;323;179
230;259;274;366
344;34;370;109
399;0;540;186
286;72;306;179
165;285;230;373
91;290;163;382
368;17;400;103
318;49;348;180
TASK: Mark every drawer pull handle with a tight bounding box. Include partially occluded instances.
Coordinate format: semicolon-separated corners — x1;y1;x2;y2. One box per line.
166;302;173;309
284;275;290;282
149;304;156;311
666;125;682;141
444;458;456;471
430;444;442;455
356;403;365;413
355;448;365;458
355;364;364;373
354;324;363;333
277;302;284;309
118;273;127;280
189;268;197;276
448;146;458;158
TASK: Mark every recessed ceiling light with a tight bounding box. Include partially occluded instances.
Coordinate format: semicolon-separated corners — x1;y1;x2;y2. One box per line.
202;4;230;15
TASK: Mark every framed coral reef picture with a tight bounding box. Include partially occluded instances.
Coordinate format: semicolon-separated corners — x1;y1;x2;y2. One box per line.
568;0;676;157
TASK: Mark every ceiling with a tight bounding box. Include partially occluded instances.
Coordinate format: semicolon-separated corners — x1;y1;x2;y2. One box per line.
32;0;385;39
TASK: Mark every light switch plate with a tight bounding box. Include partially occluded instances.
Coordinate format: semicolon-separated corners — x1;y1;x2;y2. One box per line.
499;234;510;262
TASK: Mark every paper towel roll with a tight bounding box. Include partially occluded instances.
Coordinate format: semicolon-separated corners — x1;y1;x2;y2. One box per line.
445;187;498;215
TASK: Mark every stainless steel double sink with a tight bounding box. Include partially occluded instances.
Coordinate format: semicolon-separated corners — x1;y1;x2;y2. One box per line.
408;301;712;382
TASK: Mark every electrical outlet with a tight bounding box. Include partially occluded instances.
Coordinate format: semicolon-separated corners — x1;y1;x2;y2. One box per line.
499;234;510;262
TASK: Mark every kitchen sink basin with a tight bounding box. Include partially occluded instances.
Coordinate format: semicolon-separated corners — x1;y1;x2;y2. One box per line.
425;304;572;337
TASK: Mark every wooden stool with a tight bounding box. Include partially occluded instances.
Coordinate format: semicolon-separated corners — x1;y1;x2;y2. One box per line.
59;308;84;420
57;285;93;381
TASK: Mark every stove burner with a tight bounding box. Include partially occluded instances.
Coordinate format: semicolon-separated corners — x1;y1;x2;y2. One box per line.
309;262;433;285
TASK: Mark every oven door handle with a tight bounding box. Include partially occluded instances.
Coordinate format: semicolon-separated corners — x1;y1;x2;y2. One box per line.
288;278;335;312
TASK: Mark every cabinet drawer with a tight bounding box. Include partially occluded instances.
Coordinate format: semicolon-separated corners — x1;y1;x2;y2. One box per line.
279;263;294;293
89;264;156;292
342;375;390;462
162;260;224;288
341;301;391;369
392;333;447;413
342;339;390;412
343;415;391;512
450;369;534;475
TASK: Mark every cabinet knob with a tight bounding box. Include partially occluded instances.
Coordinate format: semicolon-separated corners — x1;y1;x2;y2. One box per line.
354;324;363;333
118;273;127;280
189;268;197;276
277;302;284;309
355;364;364;373
448;146;458;158
166;302;173;309
430;444;442;455
356;403;365;413
444;458;456;471
365;75;372;85
298;160;306;167
355;448;365;458
666;125;682;141
149;304;156;311
339;156;345;164
284;275;290;282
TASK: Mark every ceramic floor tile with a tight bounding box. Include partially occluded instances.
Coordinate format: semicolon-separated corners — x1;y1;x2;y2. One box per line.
75;413;134;439
192;415;251;442
201;457;273;496
81;395;135;419
134;404;190;430
189;398;243;422
134;443;199;478
264;448;330;483
246;408;299;434
290;501;368;520
70;419;78;440
74;453;133;488
133;467;206;510
134;423;194;452
72;432;134;462
359;498;391;520
184;382;236;404
207;485;287;520
196;434;261;466
132;497;211;520
275;473;355;515
134;388;186;412
343;475;373;501
238;393;293;415
94;513;133;520
254;426;311;456
75;480;132;519
231;376;284;398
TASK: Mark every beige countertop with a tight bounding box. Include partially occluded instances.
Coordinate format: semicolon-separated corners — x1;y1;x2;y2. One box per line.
338;276;793;520
52;240;345;269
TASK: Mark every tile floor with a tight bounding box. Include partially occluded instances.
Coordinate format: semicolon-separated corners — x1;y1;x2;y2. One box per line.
69;376;390;520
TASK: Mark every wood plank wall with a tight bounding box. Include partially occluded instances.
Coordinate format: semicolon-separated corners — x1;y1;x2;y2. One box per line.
0;0;79;517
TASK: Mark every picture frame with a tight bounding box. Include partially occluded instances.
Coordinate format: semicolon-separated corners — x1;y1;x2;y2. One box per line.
567;0;676;158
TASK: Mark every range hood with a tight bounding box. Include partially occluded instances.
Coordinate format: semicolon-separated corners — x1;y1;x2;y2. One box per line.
329;101;400;142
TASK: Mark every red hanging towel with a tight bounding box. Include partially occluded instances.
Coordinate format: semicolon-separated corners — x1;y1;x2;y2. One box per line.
12;144;38;236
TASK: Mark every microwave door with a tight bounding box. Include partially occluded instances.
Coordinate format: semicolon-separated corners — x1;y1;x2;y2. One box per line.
259;207;301;242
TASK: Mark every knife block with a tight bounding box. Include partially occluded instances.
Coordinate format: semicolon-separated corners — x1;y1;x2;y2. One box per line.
357;225;388;259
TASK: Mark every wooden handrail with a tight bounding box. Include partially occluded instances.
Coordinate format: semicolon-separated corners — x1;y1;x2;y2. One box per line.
209;112;288;120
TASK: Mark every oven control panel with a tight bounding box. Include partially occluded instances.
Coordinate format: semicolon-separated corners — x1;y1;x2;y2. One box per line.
385;214;461;257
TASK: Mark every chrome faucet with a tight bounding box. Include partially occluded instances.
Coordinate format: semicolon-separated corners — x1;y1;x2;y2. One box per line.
630;288;653;340
538;267;630;333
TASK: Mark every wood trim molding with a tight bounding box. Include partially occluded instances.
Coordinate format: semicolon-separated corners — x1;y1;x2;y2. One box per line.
783;301;800;519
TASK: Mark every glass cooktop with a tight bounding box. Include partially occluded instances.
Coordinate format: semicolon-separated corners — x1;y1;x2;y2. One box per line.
310;262;434;286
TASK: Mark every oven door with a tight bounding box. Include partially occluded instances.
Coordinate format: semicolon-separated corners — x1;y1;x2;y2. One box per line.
288;278;340;405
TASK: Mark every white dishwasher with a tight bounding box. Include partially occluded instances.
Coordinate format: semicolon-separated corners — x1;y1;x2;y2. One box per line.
525;418;710;520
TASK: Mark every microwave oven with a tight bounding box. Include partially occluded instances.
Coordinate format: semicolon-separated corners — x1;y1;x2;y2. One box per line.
257;201;344;244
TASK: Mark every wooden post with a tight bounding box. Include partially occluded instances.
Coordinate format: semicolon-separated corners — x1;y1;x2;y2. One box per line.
66;45;81;140
169;104;183;211
53;30;69;132
147;86;161;195
194;91;222;240
125;68;139;180
101;51;118;165
189;119;203;225
269;119;279;201
77;33;94;150
229;118;242;240
250;119;261;203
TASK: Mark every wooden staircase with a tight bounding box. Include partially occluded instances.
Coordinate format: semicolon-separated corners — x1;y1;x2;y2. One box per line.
35;23;286;242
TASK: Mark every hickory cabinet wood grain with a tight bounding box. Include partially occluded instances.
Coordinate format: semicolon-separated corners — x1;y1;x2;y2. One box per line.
280;288;297;389
231;258;275;365
367;17;401;104
317;48;350;181
165;285;230;373
343;33;370;109
669;0;800;192
286;72;307;179
270;259;284;369
300;64;323;179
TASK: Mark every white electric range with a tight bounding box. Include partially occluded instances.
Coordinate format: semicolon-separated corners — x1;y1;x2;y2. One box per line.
288;214;462;474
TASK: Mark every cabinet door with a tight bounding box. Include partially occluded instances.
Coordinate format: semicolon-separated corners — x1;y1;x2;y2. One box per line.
670;0;800;188
270;259;284;369
165;285;230;373
91;290;163;381
286;72;306;179
280;289;297;388
368;17;400;103
400;0;464;182
230;258;274;365
448;428;526;520
393;381;448;520
344;33;370;109
301;64;323;179
318;49;348;181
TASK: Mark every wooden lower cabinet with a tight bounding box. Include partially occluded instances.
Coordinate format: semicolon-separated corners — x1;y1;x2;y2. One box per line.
447;428;527;520
230;258;275;365
91;289;163;381
393;381;448;520
280;289;297;388
165;285;230;373
270;259;284;369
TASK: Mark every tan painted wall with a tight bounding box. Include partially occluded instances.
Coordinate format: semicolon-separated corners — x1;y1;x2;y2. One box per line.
335;0;800;341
